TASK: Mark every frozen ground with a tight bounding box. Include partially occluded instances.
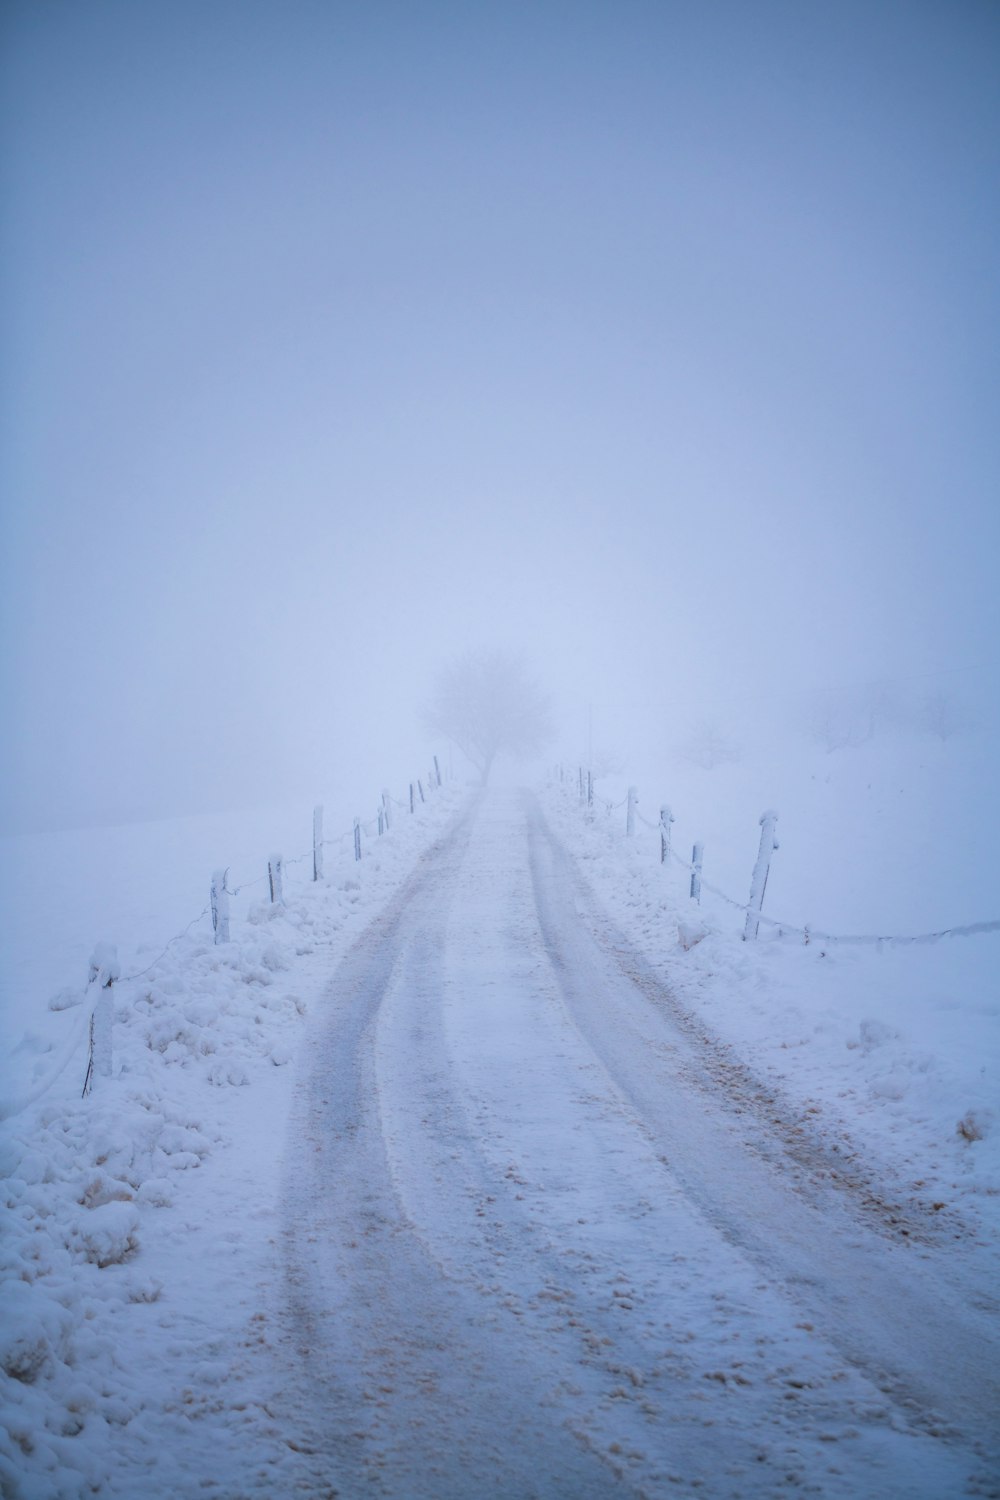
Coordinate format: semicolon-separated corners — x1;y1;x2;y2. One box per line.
1;740;998;1498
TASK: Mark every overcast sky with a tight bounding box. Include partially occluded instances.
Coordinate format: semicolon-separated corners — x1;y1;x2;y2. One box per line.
2;0;998;830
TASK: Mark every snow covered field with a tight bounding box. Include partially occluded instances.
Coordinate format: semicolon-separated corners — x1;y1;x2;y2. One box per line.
0;784;444;1092
1;733;998;1497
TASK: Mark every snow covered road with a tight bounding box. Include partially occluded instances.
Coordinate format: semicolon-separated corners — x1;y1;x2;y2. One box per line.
281;786;998;1498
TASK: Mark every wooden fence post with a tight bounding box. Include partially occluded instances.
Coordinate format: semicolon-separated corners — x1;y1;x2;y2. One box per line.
626;786;638;837
744;810;779;940
660;805;675;864
313;806;324;881
690;843;704;904
211;869;230;943
382;790;391;831
268;853;284;905
418;780;425;803
409;782;415;813
378;806;384;836
587;770;594;811
434;755;442;787
354;818;362;861
83;943;119;1095
578;767;585;803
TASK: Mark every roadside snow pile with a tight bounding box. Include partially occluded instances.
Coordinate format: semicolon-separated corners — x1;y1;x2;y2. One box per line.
544;770;1000;1239
0;782;465;1500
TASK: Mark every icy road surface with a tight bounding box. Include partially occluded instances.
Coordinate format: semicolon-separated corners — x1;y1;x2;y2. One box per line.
281;787;998;1498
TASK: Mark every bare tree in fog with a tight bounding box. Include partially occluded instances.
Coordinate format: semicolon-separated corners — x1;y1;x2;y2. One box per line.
423;649;553;783
674;717;742;770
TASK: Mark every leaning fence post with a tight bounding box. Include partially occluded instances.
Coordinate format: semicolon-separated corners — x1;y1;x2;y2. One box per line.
354;818;362;861
418;779;425;803
268;853;284;905
744;810;779;940
626;786;638;837
211;869;230;943
434;755;442;787
382;790;391;831
659;805;675;864
690;843;704;904
378;806;385;836
313;805;324;881
83;943;119;1096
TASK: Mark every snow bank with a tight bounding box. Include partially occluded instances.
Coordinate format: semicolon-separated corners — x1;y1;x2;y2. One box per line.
544;748;1000;1237
0;779;465;1498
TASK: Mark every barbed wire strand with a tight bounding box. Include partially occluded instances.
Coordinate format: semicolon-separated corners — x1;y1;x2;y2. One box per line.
122;906;213;982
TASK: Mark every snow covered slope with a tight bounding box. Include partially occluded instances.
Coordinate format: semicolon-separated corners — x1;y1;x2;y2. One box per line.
0;780;465;1498
1;731;996;1498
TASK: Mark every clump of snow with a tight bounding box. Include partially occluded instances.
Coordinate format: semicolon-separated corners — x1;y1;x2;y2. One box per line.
73;1201;141;1268
677;919;707;951
0;1282;73;1383
848;1018;900;1054
47;989;83;1014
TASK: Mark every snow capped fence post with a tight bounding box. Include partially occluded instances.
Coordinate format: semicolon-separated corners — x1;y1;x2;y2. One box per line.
268;854;284;905
626;786;638;838
659;805;675;864
312;806;324;882
744;810;779;940
690;843;704;904
83;943;119;1096
354;818;362;861
211;869;230;944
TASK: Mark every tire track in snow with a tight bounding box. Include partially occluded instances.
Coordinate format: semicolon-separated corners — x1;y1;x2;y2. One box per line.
525;791;1000;1482
378;789;991;1497
372;841;761;1493
279;787;997;1498
281;794;626;1499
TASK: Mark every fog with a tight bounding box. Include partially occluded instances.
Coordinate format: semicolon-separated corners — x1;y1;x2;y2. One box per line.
2;0;997;832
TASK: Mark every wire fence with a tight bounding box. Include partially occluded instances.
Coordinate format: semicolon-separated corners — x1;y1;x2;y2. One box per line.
1;758;449;1121
560;767;1000;951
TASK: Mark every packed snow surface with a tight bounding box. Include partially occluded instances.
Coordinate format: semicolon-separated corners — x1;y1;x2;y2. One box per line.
2;771;998;1497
